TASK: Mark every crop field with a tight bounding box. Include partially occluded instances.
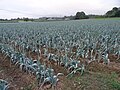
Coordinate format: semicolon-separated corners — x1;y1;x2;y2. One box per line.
0;19;120;90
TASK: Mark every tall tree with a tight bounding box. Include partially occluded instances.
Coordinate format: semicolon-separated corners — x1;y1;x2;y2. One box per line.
75;12;88;19
105;7;120;17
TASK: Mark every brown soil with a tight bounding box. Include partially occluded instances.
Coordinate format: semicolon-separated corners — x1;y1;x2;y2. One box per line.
0;49;120;90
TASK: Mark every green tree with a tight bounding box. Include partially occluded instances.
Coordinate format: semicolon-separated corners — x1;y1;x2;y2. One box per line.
115;10;120;17
75;12;88;19
112;7;118;11
23;18;29;21
105;7;120;17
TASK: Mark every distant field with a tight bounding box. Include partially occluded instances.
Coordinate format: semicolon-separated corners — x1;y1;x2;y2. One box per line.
93;17;120;20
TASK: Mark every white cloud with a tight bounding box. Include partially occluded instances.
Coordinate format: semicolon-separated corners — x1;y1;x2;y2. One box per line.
0;0;119;18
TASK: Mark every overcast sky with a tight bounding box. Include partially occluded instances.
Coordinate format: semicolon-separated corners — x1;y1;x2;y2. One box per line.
0;0;119;19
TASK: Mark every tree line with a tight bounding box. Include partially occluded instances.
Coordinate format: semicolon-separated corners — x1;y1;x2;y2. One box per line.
73;7;120;20
0;7;120;22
